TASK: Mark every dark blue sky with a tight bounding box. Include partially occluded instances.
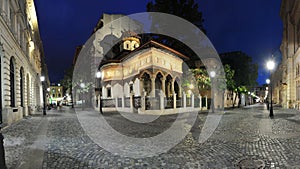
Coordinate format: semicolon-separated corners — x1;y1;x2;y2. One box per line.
35;0;283;85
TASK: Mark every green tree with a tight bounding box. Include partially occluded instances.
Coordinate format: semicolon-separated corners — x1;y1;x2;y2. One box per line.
223;64;236;107
221;51;258;107
60;66;73;96
191;68;210;93
224;64;235;91
181;67;211;96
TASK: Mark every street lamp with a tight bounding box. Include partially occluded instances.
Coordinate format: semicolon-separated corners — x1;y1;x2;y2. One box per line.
210;71;216;113
266;60;275;118
266;79;270;110
96;71;103;114
40;76;46;115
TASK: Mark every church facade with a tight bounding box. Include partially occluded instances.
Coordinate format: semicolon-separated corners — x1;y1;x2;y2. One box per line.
99;37;205;114
72;13;214;114
0;0;48;125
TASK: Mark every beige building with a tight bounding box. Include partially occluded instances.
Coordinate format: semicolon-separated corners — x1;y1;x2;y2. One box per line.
98;37;206;114
274;0;300;109
49;85;63;105
0;0;48;125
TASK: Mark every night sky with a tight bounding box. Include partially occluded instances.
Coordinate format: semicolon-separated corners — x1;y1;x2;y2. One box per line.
35;0;283;85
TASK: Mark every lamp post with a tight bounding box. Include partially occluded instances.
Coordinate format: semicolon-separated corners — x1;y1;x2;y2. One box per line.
266;60;275;118
210;71;216;113
40;76;46;115
266;79;270;110
96;71;103;114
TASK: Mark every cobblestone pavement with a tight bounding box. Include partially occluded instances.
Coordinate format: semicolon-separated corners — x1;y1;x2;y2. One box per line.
2;104;300;168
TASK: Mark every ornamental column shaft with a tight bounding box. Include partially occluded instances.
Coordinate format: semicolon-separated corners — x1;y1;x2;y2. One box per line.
151;77;155;97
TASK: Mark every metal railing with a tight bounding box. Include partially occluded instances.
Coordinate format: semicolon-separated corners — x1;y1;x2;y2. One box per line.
101;99;115;108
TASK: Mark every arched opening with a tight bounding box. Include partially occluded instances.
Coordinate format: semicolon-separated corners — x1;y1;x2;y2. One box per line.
141;72;151;96
20;67;24;107
155;72;163;97
165;74;173;98
10;57;15;107
174;77;180;99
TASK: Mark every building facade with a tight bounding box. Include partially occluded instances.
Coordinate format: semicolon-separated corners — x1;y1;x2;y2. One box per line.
275;0;300;109
48;84;63;105
98;37;207;114
0;0;48;125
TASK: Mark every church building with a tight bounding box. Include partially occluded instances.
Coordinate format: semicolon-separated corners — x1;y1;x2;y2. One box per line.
98;33;204;114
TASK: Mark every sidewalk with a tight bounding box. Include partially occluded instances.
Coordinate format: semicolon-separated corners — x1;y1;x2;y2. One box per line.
2;108;58;169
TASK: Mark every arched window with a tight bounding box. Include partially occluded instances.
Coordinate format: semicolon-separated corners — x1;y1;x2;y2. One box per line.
20;67;24;107
10;57;15;107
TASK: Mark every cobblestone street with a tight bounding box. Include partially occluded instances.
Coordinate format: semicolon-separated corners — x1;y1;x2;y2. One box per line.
3;104;300;168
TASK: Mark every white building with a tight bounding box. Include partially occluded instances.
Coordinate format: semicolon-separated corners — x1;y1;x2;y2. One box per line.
97;36;205;114
0;0;48;125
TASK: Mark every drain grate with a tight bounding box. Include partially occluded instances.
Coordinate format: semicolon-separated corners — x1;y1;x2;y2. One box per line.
236;157;265;169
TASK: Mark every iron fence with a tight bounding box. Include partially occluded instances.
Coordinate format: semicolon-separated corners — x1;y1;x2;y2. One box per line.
102;99;115;108
176;98;182;108
117;98;122;108
125;97;130;108
146;97;160;110
134;96;141;108
165;97;174;109
194;97;200;108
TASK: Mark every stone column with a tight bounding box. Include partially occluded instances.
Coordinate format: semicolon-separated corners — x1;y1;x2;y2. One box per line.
130;93;134;112
122;95;125;109
115;97;118;108
161;77;166;95
98;95;101;109
151;77;156;97
141;90;146;111
159;91;165;110
173;93;177;109
199;94;202;110
191;93;194;108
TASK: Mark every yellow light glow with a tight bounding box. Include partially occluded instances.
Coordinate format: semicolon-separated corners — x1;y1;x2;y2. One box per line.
29;40;34;52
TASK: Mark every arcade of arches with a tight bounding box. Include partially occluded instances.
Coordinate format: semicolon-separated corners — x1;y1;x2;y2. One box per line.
140;71;181;99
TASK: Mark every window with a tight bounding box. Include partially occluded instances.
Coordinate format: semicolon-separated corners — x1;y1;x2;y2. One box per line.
107;87;111;98
52;94;55;98
10;58;15;107
58;94;61;97
129;84;133;94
